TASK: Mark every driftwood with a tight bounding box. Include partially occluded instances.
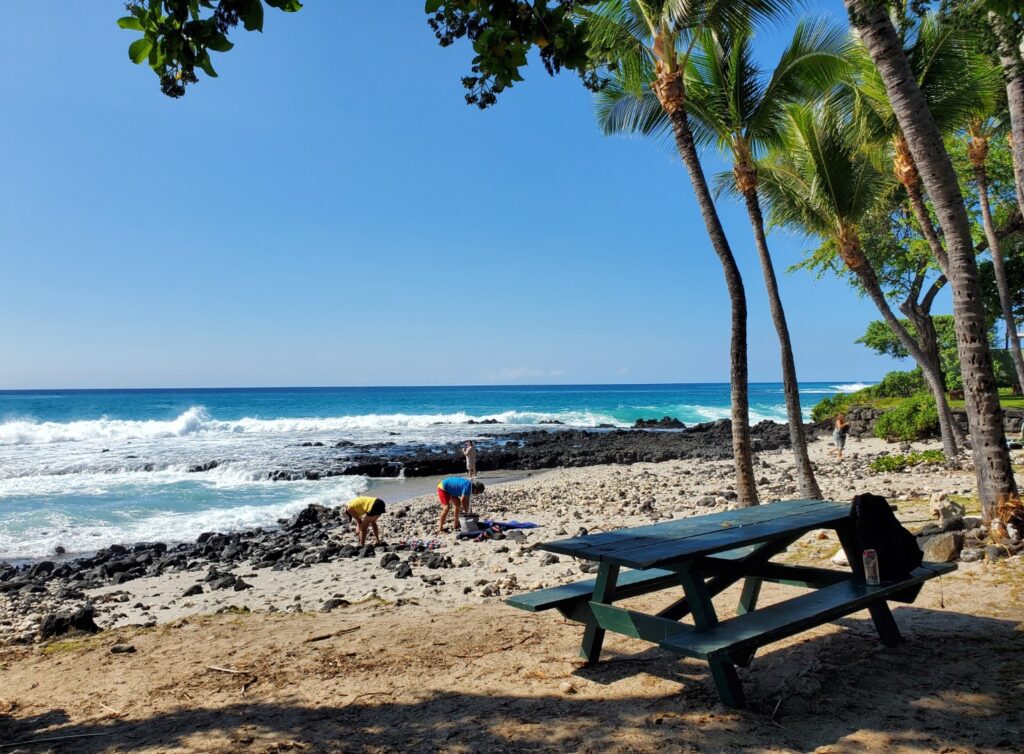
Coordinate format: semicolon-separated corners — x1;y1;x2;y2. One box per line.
205;665;252;676
0;731;115;749
303;625;360;643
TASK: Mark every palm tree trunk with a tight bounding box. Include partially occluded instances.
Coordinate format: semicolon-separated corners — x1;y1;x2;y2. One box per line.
841;240;960;462
742;186;822;499
653;68;757;506
847;0;1017;521
976;162;1024;392
991;11;1024;222
900;295;966;449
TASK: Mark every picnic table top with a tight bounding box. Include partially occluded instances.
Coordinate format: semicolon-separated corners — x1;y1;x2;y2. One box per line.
540;498;850;570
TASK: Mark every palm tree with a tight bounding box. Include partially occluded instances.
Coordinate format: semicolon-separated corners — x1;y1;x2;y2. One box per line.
985;2;1024;222
849;11;1001;280
844;0;1017;521
757;103;962;463
595;18;852;499
584;0;801;506
968;115;1024;391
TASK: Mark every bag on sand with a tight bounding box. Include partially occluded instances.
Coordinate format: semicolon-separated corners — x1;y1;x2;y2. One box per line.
459;513;481;534
849;493;923;581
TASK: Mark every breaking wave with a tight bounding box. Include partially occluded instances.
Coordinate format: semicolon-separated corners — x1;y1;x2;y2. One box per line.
0;406;631;446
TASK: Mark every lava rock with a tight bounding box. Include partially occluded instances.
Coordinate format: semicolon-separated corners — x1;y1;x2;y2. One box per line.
182;584;204;597
39;605;100;639
395;562;413;579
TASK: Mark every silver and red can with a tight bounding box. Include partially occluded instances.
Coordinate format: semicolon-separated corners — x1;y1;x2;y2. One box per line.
863;549;880;585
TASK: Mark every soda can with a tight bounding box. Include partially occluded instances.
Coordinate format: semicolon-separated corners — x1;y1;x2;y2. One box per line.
863;549;880;586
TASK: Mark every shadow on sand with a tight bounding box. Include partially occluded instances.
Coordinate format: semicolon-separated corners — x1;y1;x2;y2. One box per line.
4;608;1023;753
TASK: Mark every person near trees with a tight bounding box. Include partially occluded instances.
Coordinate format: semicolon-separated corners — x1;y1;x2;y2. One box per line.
830;413;851;459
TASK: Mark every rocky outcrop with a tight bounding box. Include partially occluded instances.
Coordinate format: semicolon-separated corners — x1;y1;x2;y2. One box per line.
633;417;686;429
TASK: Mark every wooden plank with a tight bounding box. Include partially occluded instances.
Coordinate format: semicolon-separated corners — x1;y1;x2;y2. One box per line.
580;563;619;663
588;603;692;643
659;565;948;662
605;505;849;569
752;563;850;588
561;500;836;561
505;567;678;613
540;499;830;559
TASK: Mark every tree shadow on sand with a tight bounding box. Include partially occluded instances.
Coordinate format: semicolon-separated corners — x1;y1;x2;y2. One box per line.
5;608;1023;753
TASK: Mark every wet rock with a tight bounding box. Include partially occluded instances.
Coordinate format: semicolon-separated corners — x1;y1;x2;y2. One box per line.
634;416;686;429
188;460;220;473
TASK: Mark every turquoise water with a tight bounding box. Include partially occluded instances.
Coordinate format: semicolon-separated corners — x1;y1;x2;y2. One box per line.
0;382;868;558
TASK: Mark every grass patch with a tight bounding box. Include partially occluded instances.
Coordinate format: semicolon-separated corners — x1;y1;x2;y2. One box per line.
869;450;946;473
39;635;103;655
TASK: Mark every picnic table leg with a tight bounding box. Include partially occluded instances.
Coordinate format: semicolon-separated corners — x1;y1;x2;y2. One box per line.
708;659;747;709
579;562;620;664
834;519;903;647
737;577;762;615
867;602;903;647
679;563;748;709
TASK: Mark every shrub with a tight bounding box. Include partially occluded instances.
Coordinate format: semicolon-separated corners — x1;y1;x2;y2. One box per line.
810;393;856;424
866;368;926;398
873;393;939;441
869;449;946;473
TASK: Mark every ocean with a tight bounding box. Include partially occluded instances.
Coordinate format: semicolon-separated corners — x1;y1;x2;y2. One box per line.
0;382;869;559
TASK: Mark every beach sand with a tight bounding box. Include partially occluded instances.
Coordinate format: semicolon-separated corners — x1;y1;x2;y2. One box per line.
2;435;1023;752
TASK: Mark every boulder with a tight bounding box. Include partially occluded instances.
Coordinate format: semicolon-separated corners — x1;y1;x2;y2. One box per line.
921;532;962;563
39;605;100;639
930;500;965;530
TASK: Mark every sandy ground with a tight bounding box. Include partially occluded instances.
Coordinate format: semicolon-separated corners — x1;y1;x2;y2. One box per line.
2;435;1023;753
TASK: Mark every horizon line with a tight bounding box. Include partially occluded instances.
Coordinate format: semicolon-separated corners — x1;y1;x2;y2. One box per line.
0;380;877;393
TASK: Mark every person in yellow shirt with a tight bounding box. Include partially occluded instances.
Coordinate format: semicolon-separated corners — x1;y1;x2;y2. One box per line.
344;496;386;546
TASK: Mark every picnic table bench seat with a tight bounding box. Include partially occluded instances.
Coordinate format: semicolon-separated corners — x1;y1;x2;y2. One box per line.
659;561;956;665
506;544;761;614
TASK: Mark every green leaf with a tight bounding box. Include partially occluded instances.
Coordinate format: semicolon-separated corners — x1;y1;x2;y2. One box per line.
128;38;153;64
206;32;235;53
238;0;264;32
425;0;443;12
117;16;144;31
199;53;218;78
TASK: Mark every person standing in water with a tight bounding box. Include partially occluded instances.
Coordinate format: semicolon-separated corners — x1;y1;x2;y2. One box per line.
462;440;478;479
436;477;485;534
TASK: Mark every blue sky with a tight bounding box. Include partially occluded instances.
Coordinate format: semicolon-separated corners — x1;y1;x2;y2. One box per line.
0;1;910;389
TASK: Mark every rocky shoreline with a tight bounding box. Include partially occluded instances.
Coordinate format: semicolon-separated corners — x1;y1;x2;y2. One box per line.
4;431;1022;649
266;419;805;480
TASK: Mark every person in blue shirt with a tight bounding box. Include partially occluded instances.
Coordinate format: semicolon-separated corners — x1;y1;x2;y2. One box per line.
436;476;485;534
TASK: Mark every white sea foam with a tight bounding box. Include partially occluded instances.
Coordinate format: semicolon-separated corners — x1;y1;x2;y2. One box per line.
831;383;873;393
0;475;367;559
0;406;630;447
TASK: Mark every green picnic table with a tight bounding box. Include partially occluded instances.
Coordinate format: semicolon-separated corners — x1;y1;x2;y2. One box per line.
507;499;954;708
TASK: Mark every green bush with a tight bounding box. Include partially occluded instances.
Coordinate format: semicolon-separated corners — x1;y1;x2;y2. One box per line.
869;449;946;473
810;393;856;423
866;368;926;398
873;393;939;441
